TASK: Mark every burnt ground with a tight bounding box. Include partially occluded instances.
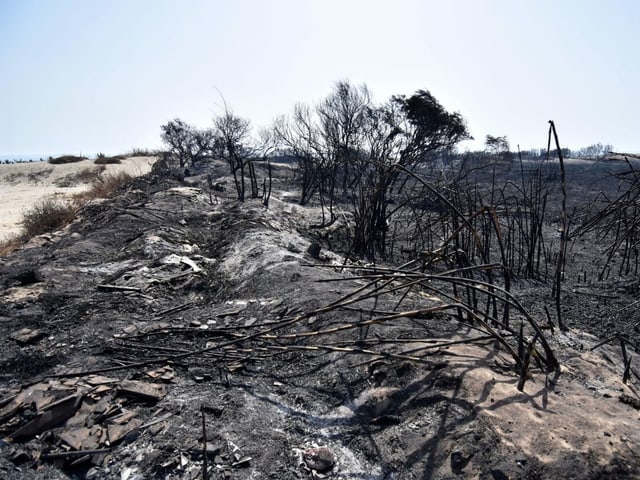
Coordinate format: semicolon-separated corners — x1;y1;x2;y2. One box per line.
1;158;640;479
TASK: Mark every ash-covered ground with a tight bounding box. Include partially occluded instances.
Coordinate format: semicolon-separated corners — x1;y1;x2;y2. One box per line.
1;159;639;479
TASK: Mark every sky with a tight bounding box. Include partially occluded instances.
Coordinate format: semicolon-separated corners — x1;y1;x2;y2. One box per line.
0;0;638;158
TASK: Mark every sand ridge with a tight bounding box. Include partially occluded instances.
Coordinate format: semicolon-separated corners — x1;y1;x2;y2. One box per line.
0;156;156;240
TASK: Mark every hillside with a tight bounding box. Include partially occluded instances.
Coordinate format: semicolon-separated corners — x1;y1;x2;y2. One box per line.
0;158;639;479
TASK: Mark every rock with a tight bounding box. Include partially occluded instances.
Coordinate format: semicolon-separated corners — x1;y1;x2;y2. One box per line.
122;325;137;335
303;446;335;472
620;394;640;410
450;450;472;473
354;387;400;418
491;465;511;480
10;269;43;286
107;418;142;443
201;403;224;417
192;443;222;457
58;426;99;450
9;394;83;440
307;242;321;259
189;368;212;382
286;242;302;253
85;467;101;479
231;456;251;468
118;380;167;402
9;327;45;345
267;298;284;309
146;366;176;383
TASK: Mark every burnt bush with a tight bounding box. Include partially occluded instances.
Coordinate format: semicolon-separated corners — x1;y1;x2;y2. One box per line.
94;154;125;164
47;155;87;164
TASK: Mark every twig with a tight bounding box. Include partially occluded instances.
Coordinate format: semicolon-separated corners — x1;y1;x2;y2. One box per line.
155;302;195;317
590;334;619;351
623;355;632;384
139;412;173;430
41;449;111;460
548;120;568;331
97;284;142;293
202;405;209;480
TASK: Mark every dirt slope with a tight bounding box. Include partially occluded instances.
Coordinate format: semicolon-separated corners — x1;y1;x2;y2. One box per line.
0;160;638;479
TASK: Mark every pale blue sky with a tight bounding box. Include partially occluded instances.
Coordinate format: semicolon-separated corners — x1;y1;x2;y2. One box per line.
1;0;638;157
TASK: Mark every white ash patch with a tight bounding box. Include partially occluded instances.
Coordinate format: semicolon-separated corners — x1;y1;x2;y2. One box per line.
219;229;307;284
218;198;346;285
132;233;201;258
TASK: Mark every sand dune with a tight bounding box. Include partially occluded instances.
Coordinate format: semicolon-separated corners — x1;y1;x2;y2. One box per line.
0;156;156;240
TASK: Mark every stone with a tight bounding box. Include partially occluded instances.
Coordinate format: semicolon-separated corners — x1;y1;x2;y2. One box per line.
119;380;167;402
307;242;321;259
9;327;45;344
303;446;334;472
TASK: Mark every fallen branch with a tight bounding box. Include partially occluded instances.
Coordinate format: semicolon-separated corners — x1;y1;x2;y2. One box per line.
41;449;111;461
97;284;142;293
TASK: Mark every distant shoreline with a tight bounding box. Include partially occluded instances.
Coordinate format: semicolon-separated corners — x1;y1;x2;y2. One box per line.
1;153;124;164
0;155;48;163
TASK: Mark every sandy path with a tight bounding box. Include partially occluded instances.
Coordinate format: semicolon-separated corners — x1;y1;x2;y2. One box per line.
0;156;156;240
453;337;640;477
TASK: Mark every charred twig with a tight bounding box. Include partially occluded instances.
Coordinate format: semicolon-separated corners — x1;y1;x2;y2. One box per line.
548;120;568;331
41;449;111;460
309;261;559;372
591;333;638;384
329;334;496;348
517;331;539;391
202;405;209;480
97;284;142;293
255;344;440;365
155;302;195;317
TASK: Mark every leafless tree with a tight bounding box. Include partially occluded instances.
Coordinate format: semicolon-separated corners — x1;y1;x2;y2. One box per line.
485;135;513;163
317;81;371;192
160;118;214;168
273;104;328;206
212;105;275;202
274;82;471;259
343;90;471;259
213;108;253;201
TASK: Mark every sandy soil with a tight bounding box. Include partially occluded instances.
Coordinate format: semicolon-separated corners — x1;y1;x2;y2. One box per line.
0;157;156;240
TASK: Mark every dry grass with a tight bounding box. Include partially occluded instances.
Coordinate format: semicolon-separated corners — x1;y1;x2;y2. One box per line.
0;233;25;256
20;198;77;238
54;166;105;187
128;148;156;156
77;166;106;181
74;171;133;201
0;171;134;256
